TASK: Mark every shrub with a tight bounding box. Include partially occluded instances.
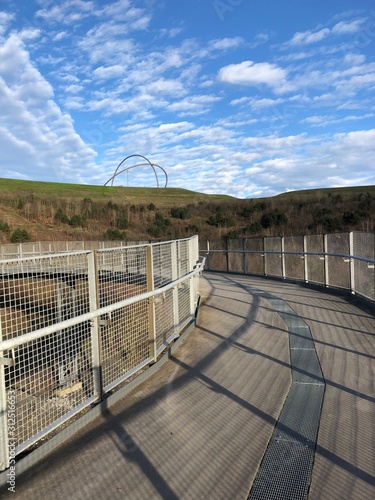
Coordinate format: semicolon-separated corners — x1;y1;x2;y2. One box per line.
10;228;30;243
54;208;70;224
0;220;10;233
106;228;126;240
116;217;128;229
171;207;191;220
246;222;263;234
147;212;171;237
224;230;240;239
343;211;361;225
260;210;288;229
69;214;85;227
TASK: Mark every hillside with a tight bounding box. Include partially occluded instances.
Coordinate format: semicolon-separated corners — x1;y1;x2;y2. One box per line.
0;177;374;243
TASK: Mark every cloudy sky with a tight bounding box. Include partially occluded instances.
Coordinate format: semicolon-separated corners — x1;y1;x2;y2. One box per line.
0;0;374;198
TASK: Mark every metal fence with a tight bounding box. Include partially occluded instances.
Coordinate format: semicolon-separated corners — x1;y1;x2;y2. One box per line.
0;236;203;471
0;240;147;260
201;231;375;302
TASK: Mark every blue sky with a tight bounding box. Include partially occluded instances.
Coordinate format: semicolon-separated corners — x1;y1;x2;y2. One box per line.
0;0;374;198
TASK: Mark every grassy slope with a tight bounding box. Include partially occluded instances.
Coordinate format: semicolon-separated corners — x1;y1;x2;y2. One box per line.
0;178;237;205
0;177;374;242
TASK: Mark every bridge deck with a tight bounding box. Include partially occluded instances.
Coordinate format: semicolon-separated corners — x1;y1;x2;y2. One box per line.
1;273;374;499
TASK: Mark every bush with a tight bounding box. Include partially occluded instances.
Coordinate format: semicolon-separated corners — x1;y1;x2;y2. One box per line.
116;217;128;229
106;228;126;240
54;208;70;224
343;211;361;225
207;209;232;228
224;230;240;239
0;220;10;233
260;210;288;229
10;228;30;243
147;212;171;237
246;221;263;234
171;207;191;220
69;214;85;227
186;224;199;233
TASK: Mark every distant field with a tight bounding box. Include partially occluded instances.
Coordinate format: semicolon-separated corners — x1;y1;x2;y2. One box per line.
2;177;375;206
0;177;238;206
275;185;375;200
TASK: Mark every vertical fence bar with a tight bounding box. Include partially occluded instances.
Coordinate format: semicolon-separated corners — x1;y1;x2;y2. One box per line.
281;237;286;279
225;239;229;272
303;235;308;282
88;251;103;401
188;238;195;317
171;241;179;335
263;237;267;276
324;234;329;287
242;238;246;274
349;232;355;295
0;315;9;472
146;245;157;362
206;240;210;271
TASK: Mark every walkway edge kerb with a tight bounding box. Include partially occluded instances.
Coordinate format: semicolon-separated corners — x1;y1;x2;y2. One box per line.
0;316;198;490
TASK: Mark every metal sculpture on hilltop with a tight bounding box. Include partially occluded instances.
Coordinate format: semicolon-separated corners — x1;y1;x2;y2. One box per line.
104;154;168;188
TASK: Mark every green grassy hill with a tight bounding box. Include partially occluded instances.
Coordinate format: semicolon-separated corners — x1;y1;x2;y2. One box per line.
0;177;374;243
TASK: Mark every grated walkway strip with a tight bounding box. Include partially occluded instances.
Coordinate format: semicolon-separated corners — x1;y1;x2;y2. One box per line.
247;289;325;500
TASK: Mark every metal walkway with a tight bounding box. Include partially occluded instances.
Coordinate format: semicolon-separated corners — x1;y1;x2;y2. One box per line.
1;273;375;499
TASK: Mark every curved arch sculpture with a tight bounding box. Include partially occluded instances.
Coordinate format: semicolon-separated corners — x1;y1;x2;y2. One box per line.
104;154;168;188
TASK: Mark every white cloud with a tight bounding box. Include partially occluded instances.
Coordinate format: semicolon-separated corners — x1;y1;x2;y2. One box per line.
218;60;290;92
332;19;365;35
289;28;330;46
0;32;96;182
286;18;365;47
0;11;14;36
36;0;95;24
209;37;244;50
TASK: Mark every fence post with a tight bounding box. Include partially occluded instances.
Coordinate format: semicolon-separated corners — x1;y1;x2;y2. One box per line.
242;239;246;274
349;232;355;294
281;236;286;279
303;235;309;282
146;245;157;362
88;251;103;401
263;237;267;276
206;240;210;270
324;234;329;287
0;315;10;472
225;239;229;272
171;241;180;335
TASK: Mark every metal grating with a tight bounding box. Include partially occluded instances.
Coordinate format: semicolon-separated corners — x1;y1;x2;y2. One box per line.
248;289;325;500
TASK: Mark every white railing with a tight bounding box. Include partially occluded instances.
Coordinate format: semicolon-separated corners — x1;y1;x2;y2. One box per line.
201;231;375;302
0;236;203;471
0;240;147;260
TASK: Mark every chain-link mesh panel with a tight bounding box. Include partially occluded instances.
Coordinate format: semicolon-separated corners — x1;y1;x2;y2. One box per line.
178;282;191;325
305;234;324;284
4;320;94;452
101;299;150;391
153;243;173;288
177;240;189;278
245;238;264;275
206;240;227;271
326;233;350;289
353;232;375;300
284;236;304;280
155;289;174;351
97;247;147;307
0;254;90;341
228;239;244;273
264;237;282;277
